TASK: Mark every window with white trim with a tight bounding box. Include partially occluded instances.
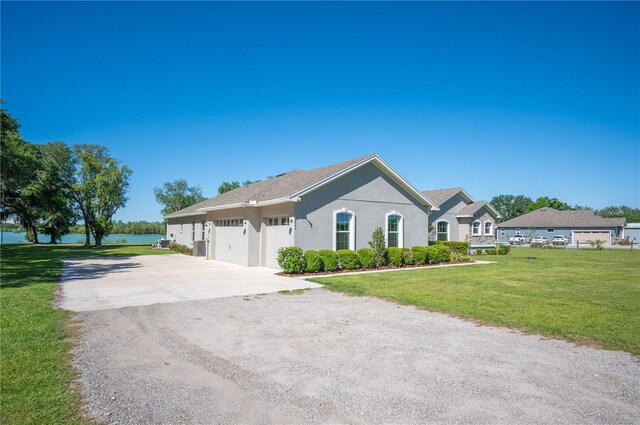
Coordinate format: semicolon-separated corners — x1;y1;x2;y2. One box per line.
472;221;481;236
387;215;400;247
484;222;493;236
201;221;206;240
336;212;352;250
500;229;505;236
436;221;449;241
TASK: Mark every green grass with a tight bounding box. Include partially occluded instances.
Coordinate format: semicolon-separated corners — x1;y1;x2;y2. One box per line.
1;244;175;425
309;248;640;355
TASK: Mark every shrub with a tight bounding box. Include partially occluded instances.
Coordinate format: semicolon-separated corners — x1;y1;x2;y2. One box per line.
589;240;606;251
368;226;387;267
430;240;469;254
357;248;376;268
318;249;339;272
486;249;497;255
402;248;415;265
277;246;306;274
304;250;323;273
426;245;451;264
387;247;404;267
475;248;483;255
169;242;193;255
338;249;360;270
411;246;429;265
497;244;511;255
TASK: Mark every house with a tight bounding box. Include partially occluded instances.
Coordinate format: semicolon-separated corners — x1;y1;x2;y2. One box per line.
165;154;439;268
422;187;502;249
496;208;627;246
623;223;640;243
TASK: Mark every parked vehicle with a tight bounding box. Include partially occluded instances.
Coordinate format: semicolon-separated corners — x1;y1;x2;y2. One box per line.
551;235;569;245
531;236;548;244
509;234;528;245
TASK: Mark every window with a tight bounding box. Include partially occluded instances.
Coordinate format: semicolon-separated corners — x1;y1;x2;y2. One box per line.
484;222;493;236
436;221;449;241
500;229;505;237
546;228;554;233
387;215;399;247
216;219;243;227
333;209;355;251
192;221;195;241
266;217;290;226
472;221;481;236
202;221;206;240
515;228;521;235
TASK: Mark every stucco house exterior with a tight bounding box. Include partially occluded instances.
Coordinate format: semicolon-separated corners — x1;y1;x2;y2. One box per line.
422;188;502;249
165;154;439;268
496;208;627;246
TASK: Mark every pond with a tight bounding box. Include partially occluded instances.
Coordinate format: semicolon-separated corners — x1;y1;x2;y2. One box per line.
0;232;165;245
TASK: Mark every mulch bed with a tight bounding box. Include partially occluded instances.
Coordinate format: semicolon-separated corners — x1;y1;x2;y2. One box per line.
276;260;474;277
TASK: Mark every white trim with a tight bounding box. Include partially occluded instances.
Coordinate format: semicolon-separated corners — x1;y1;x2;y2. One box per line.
291;155;439;210
435;219;450;242
385;211;404;248
483;221;493;236
571;230;612;246
472;220;481;236
333;208;356;251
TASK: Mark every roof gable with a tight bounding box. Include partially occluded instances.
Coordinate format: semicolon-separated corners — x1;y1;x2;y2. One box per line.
422;187;474;206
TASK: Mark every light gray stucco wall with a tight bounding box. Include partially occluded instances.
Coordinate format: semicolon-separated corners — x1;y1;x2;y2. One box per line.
166;215;206;248
428;193;468;242
293;162;430;251
624;226;640;242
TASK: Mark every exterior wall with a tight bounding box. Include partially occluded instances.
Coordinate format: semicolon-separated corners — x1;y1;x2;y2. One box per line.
468;209;497;247
293;162;430;251
624;225;640;242
166;215;206;248
496;226;621;244
428;193;468;242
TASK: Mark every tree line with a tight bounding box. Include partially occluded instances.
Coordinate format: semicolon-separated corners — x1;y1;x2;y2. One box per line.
1;103;131;246
490;195;640;222
68;221;166;235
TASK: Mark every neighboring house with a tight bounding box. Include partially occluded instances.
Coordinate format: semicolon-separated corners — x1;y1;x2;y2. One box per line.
624;223;640;243
165;154;439;268
422;187;502;249
496;208;627;246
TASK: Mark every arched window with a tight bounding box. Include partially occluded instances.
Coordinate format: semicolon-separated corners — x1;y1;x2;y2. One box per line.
436;220;449;241
333;209;355;250
484;221;493;236
472;221;481;236
385;212;404;248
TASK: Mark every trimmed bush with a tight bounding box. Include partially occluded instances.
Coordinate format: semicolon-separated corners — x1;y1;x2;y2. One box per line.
497;244;511;255
411;246;429;265
318;249;339;272
357;248;376;268
338;249;360;270
430;240;469;255
475;248;483;255
277;246;306;274
304;250;323;273
387;247;404;267
402;248;415;265
368;226;387;267
486;249;497;255
427;244;451;264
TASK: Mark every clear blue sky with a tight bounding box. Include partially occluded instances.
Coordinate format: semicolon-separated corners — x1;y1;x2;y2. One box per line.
2;1;638;221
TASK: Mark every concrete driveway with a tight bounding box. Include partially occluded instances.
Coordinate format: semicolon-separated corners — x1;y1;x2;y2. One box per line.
59;254;321;311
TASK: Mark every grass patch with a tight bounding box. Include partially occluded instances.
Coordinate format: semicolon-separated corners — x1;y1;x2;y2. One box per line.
279;288;309;295
0;244;174;424
309;248;640;355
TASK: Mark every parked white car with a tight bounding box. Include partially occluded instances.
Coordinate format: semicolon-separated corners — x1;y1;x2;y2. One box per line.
551;235;569;245
509;234;528;245
531;236;548;245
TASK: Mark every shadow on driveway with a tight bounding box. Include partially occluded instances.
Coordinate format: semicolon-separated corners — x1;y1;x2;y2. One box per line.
61;257;142;282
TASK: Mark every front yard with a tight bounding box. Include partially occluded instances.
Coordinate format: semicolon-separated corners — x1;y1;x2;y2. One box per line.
310;247;640;355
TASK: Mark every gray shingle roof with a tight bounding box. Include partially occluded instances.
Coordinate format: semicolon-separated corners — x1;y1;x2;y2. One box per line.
497;208;626;228
421;188;465;206
165;154;376;218
456;201;488;217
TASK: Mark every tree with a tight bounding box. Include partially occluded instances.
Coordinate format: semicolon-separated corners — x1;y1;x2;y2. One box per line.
490;195;533;221
70;145;132;247
217;179;260;194
368;226;387;267
527;196;572;213
154;180;206;216
596;206;640;223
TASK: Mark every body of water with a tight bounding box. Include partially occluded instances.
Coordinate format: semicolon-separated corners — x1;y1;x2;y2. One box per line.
0;232;165;245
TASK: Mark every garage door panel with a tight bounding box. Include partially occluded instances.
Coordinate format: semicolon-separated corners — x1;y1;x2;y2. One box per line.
264;225;292;268
573;231;611;246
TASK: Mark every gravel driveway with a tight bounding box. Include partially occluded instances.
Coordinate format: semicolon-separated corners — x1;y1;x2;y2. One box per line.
74;289;640;424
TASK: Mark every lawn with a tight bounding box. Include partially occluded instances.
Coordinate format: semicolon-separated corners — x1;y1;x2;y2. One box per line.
310;248;640;355
0;244;174;425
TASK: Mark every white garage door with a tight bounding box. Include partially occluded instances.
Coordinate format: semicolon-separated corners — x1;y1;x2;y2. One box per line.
572;230;611;246
214;223;247;265
263;219;292;268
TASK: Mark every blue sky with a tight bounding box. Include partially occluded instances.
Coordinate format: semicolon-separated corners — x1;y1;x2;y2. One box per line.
2;1;638;221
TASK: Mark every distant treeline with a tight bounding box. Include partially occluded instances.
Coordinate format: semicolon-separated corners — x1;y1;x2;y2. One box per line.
68;221;166;235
